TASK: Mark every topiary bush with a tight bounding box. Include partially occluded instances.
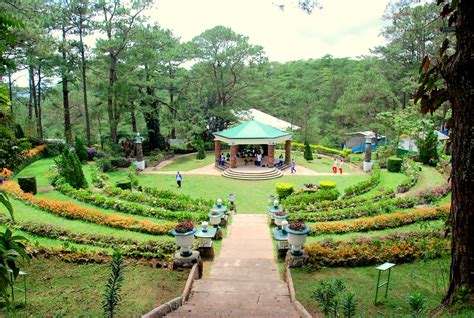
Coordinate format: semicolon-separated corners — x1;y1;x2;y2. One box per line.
319;180;336;190
195;138;206;160
18;176;37;194
303;140;313;161
116;181;132;190
74;137;89;163
276;182;294;199
387;157;403;172
54;148;88;189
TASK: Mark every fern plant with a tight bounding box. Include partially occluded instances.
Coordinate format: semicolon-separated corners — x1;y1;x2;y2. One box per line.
103;251;125;318
407;291;426;318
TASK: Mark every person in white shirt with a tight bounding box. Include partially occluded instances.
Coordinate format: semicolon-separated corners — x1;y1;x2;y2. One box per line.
176;171;182;188
332;159;338;174
338;160;344;175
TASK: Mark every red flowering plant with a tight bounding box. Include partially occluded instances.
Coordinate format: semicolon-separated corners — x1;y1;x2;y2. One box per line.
174;221;194;234
288;222;307;232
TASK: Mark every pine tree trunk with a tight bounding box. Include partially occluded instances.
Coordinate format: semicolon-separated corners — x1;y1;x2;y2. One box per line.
79;23;91;146
7;72;13;113
62;26;73;144
108;55;118;143
442;0;474;306
29;66;40;138
37;64;43;139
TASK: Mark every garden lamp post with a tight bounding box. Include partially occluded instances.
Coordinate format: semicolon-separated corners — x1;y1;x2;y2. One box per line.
134;133;145;170
364;135;374;172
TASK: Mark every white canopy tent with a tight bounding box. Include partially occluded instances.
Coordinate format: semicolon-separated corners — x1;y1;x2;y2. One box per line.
233;108;300;131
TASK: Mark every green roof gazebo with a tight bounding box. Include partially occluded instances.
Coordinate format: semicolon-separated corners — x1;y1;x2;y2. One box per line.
213;120;293;168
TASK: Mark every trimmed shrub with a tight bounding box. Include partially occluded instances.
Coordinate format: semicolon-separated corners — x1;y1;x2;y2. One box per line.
195;139;206;160
276;182;294;199
44;141;65;157
116;181;132;190
417;130;439;165
303;140;313;161
18;176;37;194
319;180;336;190
110;157;132;168
74;137;89;162
54;148;88;189
387;157;403;172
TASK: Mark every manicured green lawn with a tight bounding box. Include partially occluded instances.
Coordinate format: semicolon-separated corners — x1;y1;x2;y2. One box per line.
289;150;357;173
292;257;473;317
106;172;369;213
411;165;447;191
5;257;186;316
158;152;215;171
359;169;409;197
14;157;57;187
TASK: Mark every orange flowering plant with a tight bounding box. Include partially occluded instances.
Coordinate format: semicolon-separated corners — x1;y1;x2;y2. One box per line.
305;232;450;268
0;181;177;235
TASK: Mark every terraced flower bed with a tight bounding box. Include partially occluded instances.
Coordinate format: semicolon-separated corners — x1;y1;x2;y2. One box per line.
287;197;417;222
307;204;450;235
1;181;178;235
305;231;450;268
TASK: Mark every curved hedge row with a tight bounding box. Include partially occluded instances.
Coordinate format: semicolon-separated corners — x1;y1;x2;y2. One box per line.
308;204;450;235
288;197;416;223
305;231;449;268
56;180;208;222
397;159;421;193
284;189;395;213
282;188;340;207
1;181;178;235
291;142;351;158
342;165;381;198
1;216;176;259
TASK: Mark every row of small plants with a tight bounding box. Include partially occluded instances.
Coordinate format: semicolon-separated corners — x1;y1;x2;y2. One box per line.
104;186;213;213
287;197;417;223
282;188;340;207
412;183;451;204
305;231;450;268
397;159;421;193
342;165;381;198
1;181;178;235
0;216;177;259
55;179;208;222
307;204;450;235
290;142;352;158
284;188;395;213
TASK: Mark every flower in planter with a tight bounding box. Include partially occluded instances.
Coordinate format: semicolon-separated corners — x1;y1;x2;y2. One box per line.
174;221;194;234
288;221;307;232
274;211;287;217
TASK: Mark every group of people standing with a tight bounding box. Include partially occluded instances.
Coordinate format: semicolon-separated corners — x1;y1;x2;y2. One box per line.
332;158;344;174
218;153;230;166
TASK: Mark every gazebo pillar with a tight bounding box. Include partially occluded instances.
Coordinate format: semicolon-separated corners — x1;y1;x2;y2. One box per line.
230;145;237;168
268;144;275;167
215;140;221;163
285;140;291;164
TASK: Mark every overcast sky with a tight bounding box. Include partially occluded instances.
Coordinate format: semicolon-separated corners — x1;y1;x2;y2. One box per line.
147;0;391;61
12;0;392;86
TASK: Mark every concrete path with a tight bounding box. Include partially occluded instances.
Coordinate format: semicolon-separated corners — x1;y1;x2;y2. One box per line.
167;214;301;317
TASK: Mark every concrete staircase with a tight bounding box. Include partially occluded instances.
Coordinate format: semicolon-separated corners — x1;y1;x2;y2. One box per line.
222;167;283;180
166;215;301;318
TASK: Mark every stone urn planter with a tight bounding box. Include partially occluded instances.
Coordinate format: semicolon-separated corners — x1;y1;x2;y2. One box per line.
273;211;288;228
285;222;310;256
208;211;224;227
268;199;283;219
171;221;197;257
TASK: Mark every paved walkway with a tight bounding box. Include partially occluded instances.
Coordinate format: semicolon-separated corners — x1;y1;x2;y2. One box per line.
167;214;301;317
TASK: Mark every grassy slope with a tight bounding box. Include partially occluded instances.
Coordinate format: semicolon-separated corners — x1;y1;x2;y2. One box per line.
411;165;447;191
14;157;57;187
6;258;186;316
291;258;458;317
106;171;369;213
287;150;358;173
158;152;215;171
